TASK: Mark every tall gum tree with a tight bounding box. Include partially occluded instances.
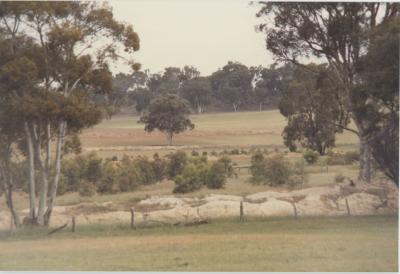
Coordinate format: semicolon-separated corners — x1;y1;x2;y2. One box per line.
0;2;140;226
255;2;399;182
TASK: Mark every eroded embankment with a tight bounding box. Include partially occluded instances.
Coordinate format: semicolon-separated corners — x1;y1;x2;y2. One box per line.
0;181;397;229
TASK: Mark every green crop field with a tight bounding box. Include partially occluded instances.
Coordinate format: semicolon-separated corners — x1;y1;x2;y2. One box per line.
0;216;397;271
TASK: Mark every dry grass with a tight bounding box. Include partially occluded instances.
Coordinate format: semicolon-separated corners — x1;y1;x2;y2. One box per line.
80;110;359;158
0;215;397;271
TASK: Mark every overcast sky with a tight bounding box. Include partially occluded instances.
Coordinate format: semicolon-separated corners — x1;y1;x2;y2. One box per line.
109;0;273;76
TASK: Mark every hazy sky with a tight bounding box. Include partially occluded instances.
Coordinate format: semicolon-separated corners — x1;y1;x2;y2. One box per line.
109;0;273;76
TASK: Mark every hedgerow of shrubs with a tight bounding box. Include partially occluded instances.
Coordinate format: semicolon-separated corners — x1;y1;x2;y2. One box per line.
250;151;307;186
59;150;231;196
172;160;228;193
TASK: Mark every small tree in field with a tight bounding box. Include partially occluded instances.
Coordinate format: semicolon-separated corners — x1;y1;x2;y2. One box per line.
139;94;194;145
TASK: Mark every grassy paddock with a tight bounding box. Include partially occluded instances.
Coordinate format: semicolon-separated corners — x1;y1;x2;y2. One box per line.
0;215;397;271
80;110;359;151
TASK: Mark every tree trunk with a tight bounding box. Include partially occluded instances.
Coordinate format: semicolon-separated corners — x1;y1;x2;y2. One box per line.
44;121;66;226
359;133;372;182
24;121;36;221
197;104;203;114
0;163;21;227
233;104;238;112
34;136;49;225
259;102;263;112
166;132;173;146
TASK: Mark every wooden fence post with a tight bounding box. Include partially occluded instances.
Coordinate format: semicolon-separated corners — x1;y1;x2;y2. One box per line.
240;201;244;223
345;198;351;216
71;216;75;233
130;207;136;229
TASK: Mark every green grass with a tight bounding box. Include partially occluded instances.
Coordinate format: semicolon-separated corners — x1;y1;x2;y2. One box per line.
0;215;397;271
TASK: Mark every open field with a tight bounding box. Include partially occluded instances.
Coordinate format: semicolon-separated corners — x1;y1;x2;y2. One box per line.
80;110;359;158
0;215;397;271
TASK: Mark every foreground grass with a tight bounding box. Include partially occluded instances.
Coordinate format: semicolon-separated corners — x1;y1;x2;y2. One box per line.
0;215;397;271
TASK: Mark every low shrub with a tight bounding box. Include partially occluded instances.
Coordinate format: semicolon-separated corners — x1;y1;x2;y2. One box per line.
78;180;97;197
263;154;293;186
97;160;120;194
166;151;188;179
326;150;359;165
303;149;319;164
250;153;305;187
191;150;199;156
173;164;204;193
334;173;346;183
210;150;218;157
230;149;240;155
205;162;226;189
250;151;268;183
217;156;234;177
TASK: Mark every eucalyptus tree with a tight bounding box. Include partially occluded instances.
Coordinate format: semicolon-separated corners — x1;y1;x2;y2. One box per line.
0;2;140;225
256;2;399;182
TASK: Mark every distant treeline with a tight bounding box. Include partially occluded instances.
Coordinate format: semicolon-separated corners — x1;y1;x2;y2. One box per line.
106;62;294;114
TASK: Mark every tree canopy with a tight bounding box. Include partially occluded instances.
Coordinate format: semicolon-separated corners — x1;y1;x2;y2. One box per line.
139;94;194;145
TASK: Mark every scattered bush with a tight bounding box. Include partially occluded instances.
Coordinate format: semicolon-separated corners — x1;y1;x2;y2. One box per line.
263;154;293;186
152;153;166;182
250;152;305;187
210;150;218;156
250;151;267;183
191;150;199;156
334;173;346;183
302;149;319;164
202;151;208;156
230;149;240;155
97;160;120;194
166;151;188;179
205;162;226;189
326;150;359;165
217;156;234;177
78;180;97;197
173;164;204;193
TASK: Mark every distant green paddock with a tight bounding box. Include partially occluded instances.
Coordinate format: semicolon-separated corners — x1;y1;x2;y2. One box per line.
0;215;397;271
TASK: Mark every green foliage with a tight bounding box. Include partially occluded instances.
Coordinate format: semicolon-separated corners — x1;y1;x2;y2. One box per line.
250;151;267;183
263;154;293;186
166;151;188;179
152;153;166;182
180;76;211;113
279;64;346;155
205;162;227;189
139;94;194;145
117;156;140;192
173;164;204;193
97;160;120;194
250;153;305;186
59;152;103;193
302;149;320;164
217;156;234;178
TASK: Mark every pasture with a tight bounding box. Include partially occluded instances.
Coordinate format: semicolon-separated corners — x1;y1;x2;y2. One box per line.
80;110;359;158
0;216;397;271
